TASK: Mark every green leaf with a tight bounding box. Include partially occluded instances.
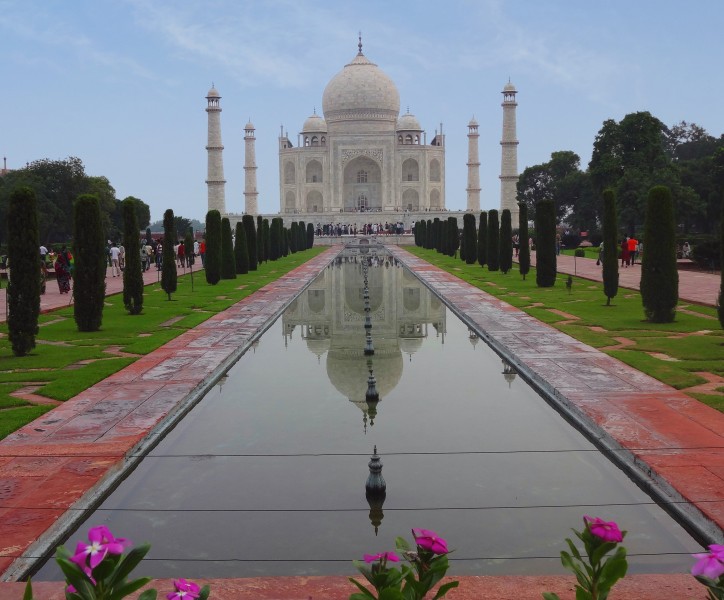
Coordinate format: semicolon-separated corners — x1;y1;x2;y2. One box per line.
575;587;593;600
197;584;211;600
379;588;405;600
107;544;152;587
23;578;34;600
348;578;376;599
432;580;459;599
350;593;376;600
542;594;562;600
395;537;411;552
565;539;583;562
107;577;152;600
590;541;617;567
137;590;157;600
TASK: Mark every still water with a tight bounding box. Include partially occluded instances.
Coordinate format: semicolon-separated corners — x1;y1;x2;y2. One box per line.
35;249;700;579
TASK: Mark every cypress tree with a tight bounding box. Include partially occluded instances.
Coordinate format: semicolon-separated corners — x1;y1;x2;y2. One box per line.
298;221;307;250
161;208;178;299
432;218;441;252
719;196;724;329
256;215;265;263
242;214;258;270
306;222;315;249
122;198;144;314
289;222;298;253
269;218;280;261
221;217;236;279
145;227;152;245
73;194;106;331
499;209;513;274
7;186;41;355
535;199;557;287
462;214;477;264
282;227;289;257
426;219;433;249
234;221;250;273
262;219;271;261
487;209;500;271
641;185;678;322
477;211;488;267
602;189;619;306
448;217;459;257
518;203;530;280
205;209;222;285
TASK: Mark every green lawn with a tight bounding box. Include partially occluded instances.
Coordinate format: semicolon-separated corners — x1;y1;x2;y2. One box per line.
407;246;724;412
0;248;326;439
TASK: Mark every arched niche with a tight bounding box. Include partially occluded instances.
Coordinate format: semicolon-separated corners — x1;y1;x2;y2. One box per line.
285;190;296;213
306;190;323;213
402;158;419;182
343;156;382;212
306;160;323;183
430;159;441;182
284;162;296;184
430;188;441;209
402;188;419;211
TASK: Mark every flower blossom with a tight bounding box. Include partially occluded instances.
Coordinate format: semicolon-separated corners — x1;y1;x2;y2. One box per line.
167;578;202;600
363;552;400;564
583;516;623;543
692;544;724;580
70;525;130;570
412;528;449;554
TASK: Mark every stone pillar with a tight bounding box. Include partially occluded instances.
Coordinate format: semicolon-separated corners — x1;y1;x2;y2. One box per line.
499;81;519;224
205;87;226;215
466;118;481;212
244;121;259;215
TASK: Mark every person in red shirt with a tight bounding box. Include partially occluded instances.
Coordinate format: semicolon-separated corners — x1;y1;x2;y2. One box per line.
199;240;206;267
627;237;638;264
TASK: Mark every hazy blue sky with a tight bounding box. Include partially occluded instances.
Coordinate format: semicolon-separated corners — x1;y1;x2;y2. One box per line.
2;0;722;222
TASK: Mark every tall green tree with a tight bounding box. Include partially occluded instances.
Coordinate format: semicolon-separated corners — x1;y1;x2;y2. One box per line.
298;221;307;250
122;198;144;314
205;210;222;285
7;187;41;355
487;209;500;271
499;209;513;274
602;189;619;306
306;222;315;249
714;148;724;328
462;213;477;264
257;216;265;263
235;221;250;274
262;219;271;261
73;194;106;330
535;199;557;287
641;186;678;322
289;222;298;253
518;203;530;280
477;211;488;267
161;209;178;300
221;217;236;280
269;218;280;261
242;215;258;270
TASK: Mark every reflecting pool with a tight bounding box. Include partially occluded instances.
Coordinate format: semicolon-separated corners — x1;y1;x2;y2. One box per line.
35;248;700;579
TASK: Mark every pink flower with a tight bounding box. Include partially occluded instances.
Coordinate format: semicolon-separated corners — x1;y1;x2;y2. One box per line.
70;525;130;570
412;528;448;554
692;545;724;580
167;579;201;600
363;552;400;564
583;516;623;543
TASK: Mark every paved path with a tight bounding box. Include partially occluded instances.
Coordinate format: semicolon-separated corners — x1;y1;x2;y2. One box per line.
0;245;721;599
0;263;201;324
531;251;721;308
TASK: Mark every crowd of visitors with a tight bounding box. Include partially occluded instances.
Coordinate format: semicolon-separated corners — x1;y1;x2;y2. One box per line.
314;221;406;236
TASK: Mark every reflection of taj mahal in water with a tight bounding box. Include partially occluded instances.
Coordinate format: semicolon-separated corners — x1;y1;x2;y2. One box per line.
282;248;446;428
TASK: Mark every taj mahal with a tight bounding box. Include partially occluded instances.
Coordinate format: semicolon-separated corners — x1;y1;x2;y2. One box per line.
205;38;519;229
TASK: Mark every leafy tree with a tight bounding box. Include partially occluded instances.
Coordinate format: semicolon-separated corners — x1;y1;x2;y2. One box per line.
499;209;513;274
161;209;178;299
447;217;459;257
221;217;236;279
432;218;441;252
234;221;250;274
7;187;41;355
289;222;298;253
535;199;557;287
487;209;500;271
602;189;619;306
243;215;258;270
145;228;152;245
477;211;487;267
257;216;265;262
518;203;530;280
714;148;724;328
122;198;144;314
205;210;222;285
73;194;106;330
269;218;281;261
282;226;289;256
641;186;678;322
262;219;271;261
307;222;315;249
462;214;477;264
425;219;433;249
298;221;307;250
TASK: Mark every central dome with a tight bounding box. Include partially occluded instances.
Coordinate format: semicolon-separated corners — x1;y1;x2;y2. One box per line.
322;51;400;124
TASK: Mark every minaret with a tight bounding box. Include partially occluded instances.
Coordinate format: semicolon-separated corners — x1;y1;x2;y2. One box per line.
205;86;226;214
244;120;259;215
499;80;519;224
466;117;481;212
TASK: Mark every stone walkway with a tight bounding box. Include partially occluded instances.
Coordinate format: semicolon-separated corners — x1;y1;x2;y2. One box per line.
0;245;722;599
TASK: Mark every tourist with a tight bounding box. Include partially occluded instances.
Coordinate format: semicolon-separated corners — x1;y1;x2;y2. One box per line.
55;246;72;294
39;244;48;264
683;241;691;259
140;243;148;272
119;244;125;270
199;239;206;267
109;242;121;277
627;236;638;265
597;241;604;267
620;237;630;268
512;234;519;257
177;240;185;268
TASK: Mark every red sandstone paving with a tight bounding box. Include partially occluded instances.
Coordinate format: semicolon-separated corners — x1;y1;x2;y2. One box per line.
0;244;722;597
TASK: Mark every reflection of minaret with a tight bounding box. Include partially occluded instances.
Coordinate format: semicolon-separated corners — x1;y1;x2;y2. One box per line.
365;359;380;430
244;120;259;215
499;80;519;225
205;86;226;214
466;117;481;212
502;359;517;388
365;446;386;535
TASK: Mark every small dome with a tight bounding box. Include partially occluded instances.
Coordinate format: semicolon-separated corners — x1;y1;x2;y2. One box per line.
245;120;255;130
206;87;220;98
302;112;328;133
468;116;479;127
503;81;516;93
397;111;421;131
322;51;400;124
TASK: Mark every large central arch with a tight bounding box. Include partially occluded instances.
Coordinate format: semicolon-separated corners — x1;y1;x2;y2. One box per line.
343;156;382;211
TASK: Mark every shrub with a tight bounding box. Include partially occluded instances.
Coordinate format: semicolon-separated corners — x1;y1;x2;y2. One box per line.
518;203;530;280
73;194;106;330
691;239;721;270
243;214;258;270
535;199;557;287
257;215;265;263
499;209;513;274
122;198;144;314
221;217;236;279
234;221;250;273
7;186;41;355
269;218;281;261
477;211;488;267
263;218;271;261
462;213;477;264
161;208;178;299
487;209;500;271
204;209;222;285
574;248;586;257
641;185;678;322
602;189;619;306
307;222;315;249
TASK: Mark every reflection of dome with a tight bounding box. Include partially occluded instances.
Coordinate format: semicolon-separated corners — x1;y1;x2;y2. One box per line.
302;112;327;133
397;110;421;131
399;338;423;355
327;349;403;401
322;51;400;124
306;338;331;357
